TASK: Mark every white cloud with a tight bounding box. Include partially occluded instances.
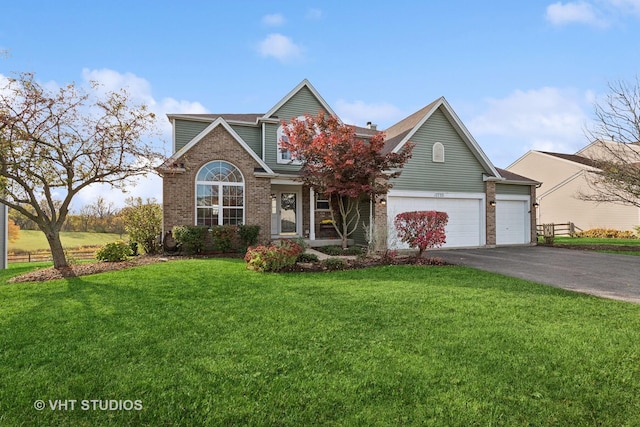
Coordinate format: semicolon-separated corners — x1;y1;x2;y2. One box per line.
257;33;304;62
76;69;207;209
468;87;592;166
545;1;608;27
262;13;285;27
334;99;404;129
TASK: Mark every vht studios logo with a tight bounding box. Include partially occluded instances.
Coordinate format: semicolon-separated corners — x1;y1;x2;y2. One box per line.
34;399;143;411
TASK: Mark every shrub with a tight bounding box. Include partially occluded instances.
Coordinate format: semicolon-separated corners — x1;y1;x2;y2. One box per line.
173;225;209;254
96;241;132;262
321;258;347;271
297;252;319;263
244;239;304;272
238;225;261;249
129;242;139;256
318;245;344;256
211;224;238;252
121;198;163;254
394;211;449;257
577;228;638;239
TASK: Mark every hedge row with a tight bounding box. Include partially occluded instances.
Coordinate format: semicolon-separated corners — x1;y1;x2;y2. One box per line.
171;225;260;255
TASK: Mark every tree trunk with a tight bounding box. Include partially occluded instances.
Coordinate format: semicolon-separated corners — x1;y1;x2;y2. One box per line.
44;228;69;269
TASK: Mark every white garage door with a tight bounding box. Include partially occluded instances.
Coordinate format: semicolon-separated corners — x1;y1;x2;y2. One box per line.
388;193;484;248
496;199;529;245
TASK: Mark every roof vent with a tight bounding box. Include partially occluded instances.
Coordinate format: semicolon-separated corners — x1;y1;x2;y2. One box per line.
366;121;377;130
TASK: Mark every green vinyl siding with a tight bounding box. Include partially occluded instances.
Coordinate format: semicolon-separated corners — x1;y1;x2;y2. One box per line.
347;197;371;246
175;119;210;152
391;107;486;193
265;87;329;172
231;125;261;158
496;183;531;195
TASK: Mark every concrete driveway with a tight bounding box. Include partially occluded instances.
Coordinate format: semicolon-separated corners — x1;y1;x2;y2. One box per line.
431;246;640;304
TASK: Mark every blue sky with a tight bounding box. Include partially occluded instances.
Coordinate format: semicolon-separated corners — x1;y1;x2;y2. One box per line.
2;0;640;208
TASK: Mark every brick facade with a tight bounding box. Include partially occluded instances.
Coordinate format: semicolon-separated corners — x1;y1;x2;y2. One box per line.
162;125;272;243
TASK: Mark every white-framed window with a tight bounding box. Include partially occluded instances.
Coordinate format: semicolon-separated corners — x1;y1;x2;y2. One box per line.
432;142;445;163
277;117;305;165
316;194;330;211
195;161;244;226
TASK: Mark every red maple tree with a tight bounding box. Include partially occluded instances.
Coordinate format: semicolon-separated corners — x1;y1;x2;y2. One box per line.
282;112;414;248
394;211;449;256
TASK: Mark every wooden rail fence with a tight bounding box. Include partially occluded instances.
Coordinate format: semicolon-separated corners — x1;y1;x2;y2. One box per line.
536;222;582;238
7;248;99;263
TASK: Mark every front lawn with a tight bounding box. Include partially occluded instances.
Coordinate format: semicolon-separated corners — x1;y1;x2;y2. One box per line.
551;236;640;255
1;259;640;426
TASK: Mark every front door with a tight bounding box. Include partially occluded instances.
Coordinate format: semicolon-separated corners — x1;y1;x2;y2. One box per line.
271;191;299;236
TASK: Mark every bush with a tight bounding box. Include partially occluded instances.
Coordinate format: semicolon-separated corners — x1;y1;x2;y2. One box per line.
318;245;344;256
297;252;319;263
394;211;449;256
173;225;209;254
577;228;638;239
121;198;163;254
129;242;139;256
244;239;304;272
211;225;239;252
96;241;132;262
321;258;347;271
238;225;261;249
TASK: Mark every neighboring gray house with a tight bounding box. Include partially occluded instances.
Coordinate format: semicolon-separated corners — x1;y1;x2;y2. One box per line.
1;202;7;269
159;79;539;248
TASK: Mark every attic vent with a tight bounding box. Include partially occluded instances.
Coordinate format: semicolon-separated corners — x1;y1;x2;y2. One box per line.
432;142;445;163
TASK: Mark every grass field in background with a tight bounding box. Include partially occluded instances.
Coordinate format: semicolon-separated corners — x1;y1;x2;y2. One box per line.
1;259;640;426
8;230;125;253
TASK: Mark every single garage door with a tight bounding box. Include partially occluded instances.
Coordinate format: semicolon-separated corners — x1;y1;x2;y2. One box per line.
388;194;484;248
496;199;529;245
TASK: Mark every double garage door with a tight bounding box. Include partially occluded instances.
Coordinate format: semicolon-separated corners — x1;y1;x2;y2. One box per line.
388;192;530;248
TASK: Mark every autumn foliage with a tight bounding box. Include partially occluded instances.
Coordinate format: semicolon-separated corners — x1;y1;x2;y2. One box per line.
282;112;413;248
7;219;20;243
394;211;449;256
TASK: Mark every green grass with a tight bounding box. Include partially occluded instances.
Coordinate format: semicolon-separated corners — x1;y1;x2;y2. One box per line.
9;230;125;253
2;260;640;426
553;236;640;255
553;236;640;245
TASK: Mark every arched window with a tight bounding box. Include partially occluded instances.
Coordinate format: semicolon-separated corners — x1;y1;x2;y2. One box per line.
432;142;445;163
195;161;244;226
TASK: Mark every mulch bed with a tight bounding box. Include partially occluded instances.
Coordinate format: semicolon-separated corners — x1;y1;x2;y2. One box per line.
7;256;170;284
6;254;448;283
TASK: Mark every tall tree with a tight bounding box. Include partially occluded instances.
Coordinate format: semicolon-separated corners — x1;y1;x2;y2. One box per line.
282;112;413;248
580;77;640;208
0;73;161;269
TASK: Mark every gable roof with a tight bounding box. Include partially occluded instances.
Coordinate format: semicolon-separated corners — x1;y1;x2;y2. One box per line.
383;97;501;178
495;168;540;185
538;151;598;168
263;79;339;121
159;117;274;175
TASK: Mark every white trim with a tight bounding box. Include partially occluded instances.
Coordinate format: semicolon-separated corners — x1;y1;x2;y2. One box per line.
194;161;246;226
391;97;501;178
388;189;486;199
166;117;275;175
271;178;300;186
309;187;315;240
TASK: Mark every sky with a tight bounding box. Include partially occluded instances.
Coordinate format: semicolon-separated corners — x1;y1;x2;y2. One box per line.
1;0;640;209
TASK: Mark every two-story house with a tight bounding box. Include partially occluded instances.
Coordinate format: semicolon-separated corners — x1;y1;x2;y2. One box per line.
159;80;538;249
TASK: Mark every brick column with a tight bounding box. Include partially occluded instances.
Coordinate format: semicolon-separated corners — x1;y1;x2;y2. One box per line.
485;181;496;247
